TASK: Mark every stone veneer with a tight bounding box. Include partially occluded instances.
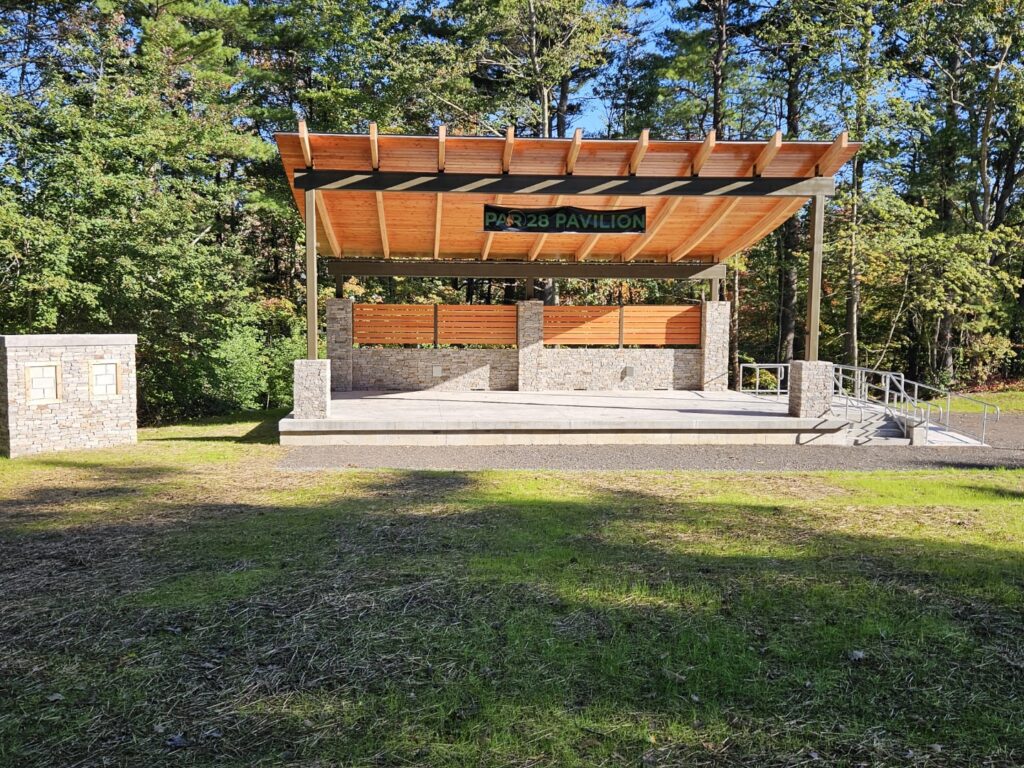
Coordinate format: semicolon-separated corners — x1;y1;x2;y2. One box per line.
788;360;835;418
700;301;730;391
516;301;544;391
293;359;331;419
353;348;518;391
324;299;729;393
0;334;137;458
526;348;701;390
325;298;353;391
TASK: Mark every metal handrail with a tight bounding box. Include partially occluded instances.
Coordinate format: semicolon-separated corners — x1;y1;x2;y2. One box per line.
833;365;940;441
740;363;789;399
832;364;997;445
901;379;1001;445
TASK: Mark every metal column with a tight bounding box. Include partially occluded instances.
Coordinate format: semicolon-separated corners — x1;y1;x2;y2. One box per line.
805;194;824;361
304;188;318;359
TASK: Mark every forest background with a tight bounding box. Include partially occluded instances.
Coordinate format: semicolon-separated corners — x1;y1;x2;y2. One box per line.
1;0;1021;422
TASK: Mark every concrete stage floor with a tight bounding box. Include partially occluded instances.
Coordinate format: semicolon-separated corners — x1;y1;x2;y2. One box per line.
329;389;797;426
279;389;853;446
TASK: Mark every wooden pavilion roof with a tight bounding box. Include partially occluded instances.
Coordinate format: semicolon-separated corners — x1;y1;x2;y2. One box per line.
274;125;859;267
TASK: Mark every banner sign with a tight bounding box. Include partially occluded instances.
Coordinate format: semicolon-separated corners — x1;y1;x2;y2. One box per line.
484;205;646;234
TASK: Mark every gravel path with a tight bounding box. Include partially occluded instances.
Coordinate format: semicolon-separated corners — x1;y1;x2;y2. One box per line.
279;414;1024;472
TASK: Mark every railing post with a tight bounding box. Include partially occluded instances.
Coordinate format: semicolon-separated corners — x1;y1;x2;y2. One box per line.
433;304;439;348
618;305;624;349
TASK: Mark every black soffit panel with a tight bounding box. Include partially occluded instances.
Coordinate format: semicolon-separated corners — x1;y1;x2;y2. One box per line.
293;169;835;197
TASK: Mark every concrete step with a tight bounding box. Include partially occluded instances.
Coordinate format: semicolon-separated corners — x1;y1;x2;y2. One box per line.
842;409;913;446
848;435;912;446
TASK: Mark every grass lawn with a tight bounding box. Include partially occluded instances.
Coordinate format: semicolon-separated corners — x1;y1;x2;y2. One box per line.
931;389;1024;414
1;412;1022;766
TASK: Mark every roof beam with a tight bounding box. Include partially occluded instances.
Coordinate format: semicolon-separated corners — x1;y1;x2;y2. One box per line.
690;130;716;175
629;128;649;174
566;128;582;174
752;130;782;176
375;190;389;258
815;131;849;176
369;122;380;170
328;259;726;281
669;198;740;262
622;197;681;262
716;198;805;260
502;126;515;173
437;125;446;172
433;193;443;259
293;169;835;197
298;119;313;167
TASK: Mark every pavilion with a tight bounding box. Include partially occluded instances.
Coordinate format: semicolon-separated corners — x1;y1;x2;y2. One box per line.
273;125;871;447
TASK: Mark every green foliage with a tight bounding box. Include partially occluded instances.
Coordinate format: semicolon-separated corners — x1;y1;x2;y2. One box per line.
3;0;1024;422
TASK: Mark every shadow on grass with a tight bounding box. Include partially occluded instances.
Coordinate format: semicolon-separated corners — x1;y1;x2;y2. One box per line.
1;469;1022;766
143;408;286;445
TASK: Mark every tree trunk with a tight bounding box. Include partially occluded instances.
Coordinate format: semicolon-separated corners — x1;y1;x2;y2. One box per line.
556;76;570;139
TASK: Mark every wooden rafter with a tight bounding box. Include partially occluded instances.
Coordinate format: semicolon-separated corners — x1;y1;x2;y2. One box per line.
297;119;313;167
481;195;502;260
752;130;782;176
715;198;804;260
622;197;681;262
314;193;341;256
528;195;563;261
576;234;601;262
629;128;649;174
575;195;622;261
691;130;716;175
670;198;740;262
369;122;380;170
375;190;390;258
437;125;446;172
502;126;515;172
814;131;849;176
297;120;341;256
566;128;582;174
433;193;443;259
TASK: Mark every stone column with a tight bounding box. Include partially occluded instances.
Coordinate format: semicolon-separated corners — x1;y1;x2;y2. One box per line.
293;359;331;419
788;360;834;418
700;300;730;391
325;297;353;392
517;300;544;391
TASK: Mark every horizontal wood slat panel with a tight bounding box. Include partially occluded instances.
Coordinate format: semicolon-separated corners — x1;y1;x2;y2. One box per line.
623;305;701;345
353;304;434;344
438;305;517;345
544;306;620;345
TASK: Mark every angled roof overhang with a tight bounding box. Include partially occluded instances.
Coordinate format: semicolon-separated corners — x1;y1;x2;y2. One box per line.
274;125;859;277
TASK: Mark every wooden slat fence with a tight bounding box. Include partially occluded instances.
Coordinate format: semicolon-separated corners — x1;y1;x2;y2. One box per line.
545;304;702;346
622;305;701;346
438;305;517;345
543;306;620;345
353;303;702;346
353;304;434;345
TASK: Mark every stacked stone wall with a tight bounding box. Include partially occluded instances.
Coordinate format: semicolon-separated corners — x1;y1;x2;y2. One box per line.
0;335;137;458
352;349;518;391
